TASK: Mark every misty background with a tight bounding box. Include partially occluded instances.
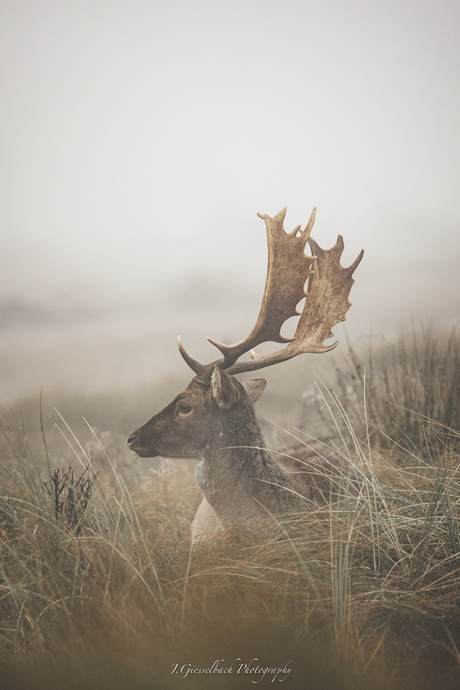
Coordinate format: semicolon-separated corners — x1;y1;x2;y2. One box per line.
1;0;459;409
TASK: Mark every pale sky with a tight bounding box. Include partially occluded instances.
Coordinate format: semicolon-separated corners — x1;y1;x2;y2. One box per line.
1;0;459;332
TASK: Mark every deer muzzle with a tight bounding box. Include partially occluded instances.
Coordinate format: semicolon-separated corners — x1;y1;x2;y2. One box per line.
127;431;160;457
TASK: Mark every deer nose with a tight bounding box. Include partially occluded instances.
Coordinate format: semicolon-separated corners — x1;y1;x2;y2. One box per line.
127;433;138;447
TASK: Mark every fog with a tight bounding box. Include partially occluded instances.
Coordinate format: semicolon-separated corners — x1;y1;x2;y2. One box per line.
1;0;459;405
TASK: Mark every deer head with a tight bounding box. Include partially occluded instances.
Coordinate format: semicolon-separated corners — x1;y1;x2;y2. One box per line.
127;207;363;459
127;368;267;459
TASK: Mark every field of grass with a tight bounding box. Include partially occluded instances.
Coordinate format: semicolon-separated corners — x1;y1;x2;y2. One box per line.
1;327;460;689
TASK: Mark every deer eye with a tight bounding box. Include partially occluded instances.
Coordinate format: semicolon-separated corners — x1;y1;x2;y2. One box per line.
177;402;192;415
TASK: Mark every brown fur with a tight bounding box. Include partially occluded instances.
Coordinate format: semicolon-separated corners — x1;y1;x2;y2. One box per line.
128;367;351;541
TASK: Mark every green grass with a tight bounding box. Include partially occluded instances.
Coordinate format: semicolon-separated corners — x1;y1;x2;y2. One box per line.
1;329;460;689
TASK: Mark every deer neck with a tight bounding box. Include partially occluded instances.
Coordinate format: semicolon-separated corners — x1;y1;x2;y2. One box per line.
195;406;282;527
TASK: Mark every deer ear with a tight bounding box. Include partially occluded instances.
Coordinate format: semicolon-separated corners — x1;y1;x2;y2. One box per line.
242;378;267;404
211;366;240;410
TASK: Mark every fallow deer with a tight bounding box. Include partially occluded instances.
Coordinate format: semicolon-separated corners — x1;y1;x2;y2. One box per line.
127;207;363;541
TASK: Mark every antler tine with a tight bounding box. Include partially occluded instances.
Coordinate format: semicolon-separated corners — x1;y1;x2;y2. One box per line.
207;207;318;369
177;336;211;379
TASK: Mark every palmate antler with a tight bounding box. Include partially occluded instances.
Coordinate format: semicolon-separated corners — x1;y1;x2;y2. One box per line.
178;207;364;378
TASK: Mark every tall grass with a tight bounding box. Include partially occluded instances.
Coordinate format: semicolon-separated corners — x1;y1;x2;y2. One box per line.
1;329;460;689
310;325;460;454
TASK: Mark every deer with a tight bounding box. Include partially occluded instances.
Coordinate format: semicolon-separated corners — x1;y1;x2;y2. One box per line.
127;207;364;542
